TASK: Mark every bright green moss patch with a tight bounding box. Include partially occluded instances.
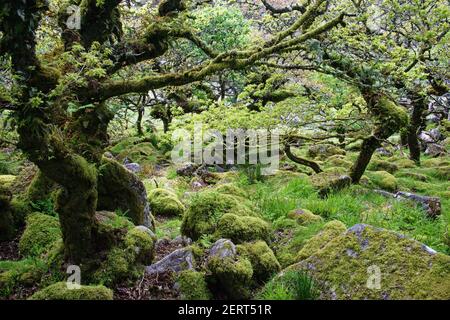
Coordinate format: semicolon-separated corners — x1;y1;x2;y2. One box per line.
0;259;47;298
325;155;353;168
394;158;416;169
181;190;256;240
367;171;398;191
0;175;16;187
207;255;253;299
287;209;323;225
308;144;346;160
177;270;211;300
214;183;247;197
215;213;270;244
297;220;347;261
94;226;155;286
19;213;62;258
148;188;185;216
30;282;113;300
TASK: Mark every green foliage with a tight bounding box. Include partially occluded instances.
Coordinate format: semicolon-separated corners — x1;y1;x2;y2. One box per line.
257;271;320;300
0;259;47;298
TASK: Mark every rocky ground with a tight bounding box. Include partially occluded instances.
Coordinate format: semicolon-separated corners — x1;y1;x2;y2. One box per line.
1;126;449;300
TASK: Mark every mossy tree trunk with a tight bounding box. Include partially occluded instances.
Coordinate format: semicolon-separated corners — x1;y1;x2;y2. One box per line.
407;96;426;164
350;93;408;183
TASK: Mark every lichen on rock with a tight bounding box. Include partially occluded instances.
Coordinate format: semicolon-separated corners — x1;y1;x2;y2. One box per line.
291;224;450;300
296;220;347;261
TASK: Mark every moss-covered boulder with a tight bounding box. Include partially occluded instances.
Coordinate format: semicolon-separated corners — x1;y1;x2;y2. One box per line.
309;172;352;197
326;155;353;168
297;220;347;261
237;241;281;283
180;190;256;241
291;224;450;300
30;282;113;300
308;144;346;160
176;270;211;300
368;171;398;191
396;171;428;182
0;259;47;298
215;213;270;244
148;188;185;217
368;160;399;174
207;255;253;300
395;158;416;169
97;157;154;230
93;225;156;285
0;185;15;241
288;209;323;225
19;213;62;258
214;183;247;197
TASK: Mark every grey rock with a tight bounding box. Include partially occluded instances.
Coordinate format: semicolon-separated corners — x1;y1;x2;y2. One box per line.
135;225;156;240
374;190;441;218
425;143;446;157
124;162;142;173
176;163;200;176
103;151;115;159
396;192;441;218
208;239;236;260
146;247;195;274
173;235;192;246
375;147;393;157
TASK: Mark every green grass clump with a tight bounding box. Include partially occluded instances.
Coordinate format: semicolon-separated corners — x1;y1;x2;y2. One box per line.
257;270;320;300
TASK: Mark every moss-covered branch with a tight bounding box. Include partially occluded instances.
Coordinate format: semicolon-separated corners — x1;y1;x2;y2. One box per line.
92;12;346;100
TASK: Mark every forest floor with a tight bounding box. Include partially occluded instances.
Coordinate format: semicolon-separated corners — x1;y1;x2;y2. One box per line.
1;137;449;300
